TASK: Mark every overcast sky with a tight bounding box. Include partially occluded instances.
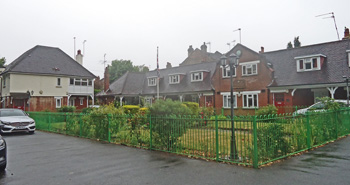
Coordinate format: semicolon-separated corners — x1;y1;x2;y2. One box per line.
1;0;349;77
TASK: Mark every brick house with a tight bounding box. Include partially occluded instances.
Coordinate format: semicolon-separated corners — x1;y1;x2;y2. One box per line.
0;45;96;111
263;37;350;112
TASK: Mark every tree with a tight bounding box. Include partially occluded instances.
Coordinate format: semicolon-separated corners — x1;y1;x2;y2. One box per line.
108;59;138;83
287;42;293;49
293;36;301;48
0;57;6;68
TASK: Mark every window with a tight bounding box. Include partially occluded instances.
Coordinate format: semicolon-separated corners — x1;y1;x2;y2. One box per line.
191;72;203;82
69;98;75;106
75;78;81;86
222;66;236;78
242;64;257;76
169;75;180;84
145;97;152;105
347;50;350;67
70;78;74;85
57;78;61;86
3;77;6;88
82;79;88;86
80;98;84;105
222;94;237;108
243;94;258;108
148;77;156;86
295;55;323;72
55;97;62;108
88;80;92;86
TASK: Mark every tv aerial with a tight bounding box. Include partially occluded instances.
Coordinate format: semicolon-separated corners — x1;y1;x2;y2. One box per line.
316;12;340;40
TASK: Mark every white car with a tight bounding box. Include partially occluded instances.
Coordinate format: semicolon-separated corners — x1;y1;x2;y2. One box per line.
294;100;348;115
0;109;36;134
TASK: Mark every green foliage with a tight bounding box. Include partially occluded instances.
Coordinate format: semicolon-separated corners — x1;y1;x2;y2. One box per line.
182;102;199;115
293;36;301;48
316;97;341;111
57;106;76;112
149;99;191;116
0;57;5;68
256;105;278;116
200;106;215;118
94;89;102;95
109;59;139;83
287;42;293;49
123;105;140;114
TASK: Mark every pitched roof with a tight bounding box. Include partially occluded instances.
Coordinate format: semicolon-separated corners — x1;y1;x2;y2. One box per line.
180;48;222;66
263;40;350;87
103;61;217;96
2;45;96;78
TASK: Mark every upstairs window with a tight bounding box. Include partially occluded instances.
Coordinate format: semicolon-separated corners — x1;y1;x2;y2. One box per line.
295;55;324;72
57;78;61;86
169;75;180;84
242;64;257;76
347;50;350;67
191;72;203;82
222;66;236;78
148;77;156;86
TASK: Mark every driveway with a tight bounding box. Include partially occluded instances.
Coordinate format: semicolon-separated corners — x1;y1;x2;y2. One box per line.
0;131;349;185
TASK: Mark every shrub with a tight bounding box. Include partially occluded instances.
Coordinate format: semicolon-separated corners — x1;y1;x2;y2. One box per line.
123;105;140;114
256;105;278;116
182;102;199;115
57;106;76;112
316;97;341;111
149;99;191;116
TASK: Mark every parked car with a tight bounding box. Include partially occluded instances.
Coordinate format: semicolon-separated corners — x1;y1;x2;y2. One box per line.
0;135;6;171
88;105;100;108
294;100;348;115
0;109;36;134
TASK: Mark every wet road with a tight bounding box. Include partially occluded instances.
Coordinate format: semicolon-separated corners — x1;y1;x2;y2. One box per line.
0;131;349;185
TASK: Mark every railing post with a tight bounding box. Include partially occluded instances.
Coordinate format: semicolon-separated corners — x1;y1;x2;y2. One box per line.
48;112;51;131
79;113;83;137
108;114;111;143
306;112;311;149
215;115;219;162
65;113;68;135
149;115;152;150
253;116;258;169
335;110;338;139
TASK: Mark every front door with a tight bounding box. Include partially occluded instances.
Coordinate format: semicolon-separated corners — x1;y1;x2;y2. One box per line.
13;99;25;110
274;93;285;114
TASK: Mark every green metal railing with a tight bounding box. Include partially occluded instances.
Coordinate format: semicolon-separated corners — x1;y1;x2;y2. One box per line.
28;108;350;168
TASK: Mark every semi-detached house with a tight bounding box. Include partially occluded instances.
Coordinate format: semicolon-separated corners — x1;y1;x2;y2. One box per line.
0;45;96;111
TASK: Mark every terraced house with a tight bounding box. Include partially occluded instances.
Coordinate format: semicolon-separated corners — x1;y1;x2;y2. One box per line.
0;46;96;111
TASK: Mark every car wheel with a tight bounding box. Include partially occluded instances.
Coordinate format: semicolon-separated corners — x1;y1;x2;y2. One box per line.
29;131;35;134
0;162;6;171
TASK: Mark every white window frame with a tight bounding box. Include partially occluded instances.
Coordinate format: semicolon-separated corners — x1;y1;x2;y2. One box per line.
222;66;236;78
295;54;324;72
242;92;260;109
57;78;61;86
147;77;157;86
55;97;62;108
191;72;203;82
69;97;75;106
221;92;238;108
242;63;258;76
169;75;180;84
145;97;152;106
347;50;350;67
79;97;84;105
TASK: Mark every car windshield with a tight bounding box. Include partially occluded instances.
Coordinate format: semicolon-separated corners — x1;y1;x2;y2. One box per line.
0;109;26;117
309;102;325;109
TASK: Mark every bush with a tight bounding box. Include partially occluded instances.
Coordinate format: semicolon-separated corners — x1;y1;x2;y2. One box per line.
149;99;191;116
57;106;76;112
256;105;278;116
123;105;140;114
316;97;341;111
182;102;199;115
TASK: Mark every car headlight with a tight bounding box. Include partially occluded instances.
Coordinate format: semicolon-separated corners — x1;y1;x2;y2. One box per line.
29;121;35;125
0;121;10;125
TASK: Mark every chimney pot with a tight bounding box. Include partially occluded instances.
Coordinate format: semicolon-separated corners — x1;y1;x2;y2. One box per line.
200;42;207;53
166;62;172;69
187;45;194;56
343;27;349;40
76;49;83;65
259;46;264;53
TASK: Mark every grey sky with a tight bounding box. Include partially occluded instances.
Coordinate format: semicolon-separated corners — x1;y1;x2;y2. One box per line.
1;0;349;78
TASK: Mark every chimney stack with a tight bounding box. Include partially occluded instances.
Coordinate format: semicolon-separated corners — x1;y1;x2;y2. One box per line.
187;45;194;56
200;42;207;53
259;46;264;53
343;27;349;40
76;50;83;65
166;62;172;69
104;65;110;92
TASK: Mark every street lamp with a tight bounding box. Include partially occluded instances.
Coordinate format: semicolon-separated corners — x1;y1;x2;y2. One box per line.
343;76;350;106
220;53;239;160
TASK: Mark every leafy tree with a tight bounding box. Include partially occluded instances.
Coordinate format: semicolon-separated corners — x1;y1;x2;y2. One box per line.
109;59;138;83
287;42;293;49
293;36;301;48
0;57;6;68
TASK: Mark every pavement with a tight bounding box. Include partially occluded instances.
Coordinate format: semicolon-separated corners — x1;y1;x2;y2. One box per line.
0;131;349;185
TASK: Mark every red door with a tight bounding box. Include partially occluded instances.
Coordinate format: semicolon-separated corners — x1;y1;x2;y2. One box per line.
13;99;25;110
274;94;285;114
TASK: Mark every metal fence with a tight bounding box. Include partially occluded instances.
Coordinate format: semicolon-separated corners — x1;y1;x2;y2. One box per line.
28;108;350;168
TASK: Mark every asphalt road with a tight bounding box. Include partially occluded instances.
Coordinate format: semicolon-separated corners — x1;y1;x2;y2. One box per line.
0;131;349;185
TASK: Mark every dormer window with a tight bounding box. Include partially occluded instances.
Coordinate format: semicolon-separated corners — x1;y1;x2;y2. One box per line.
169;75;180;84
240;60;259;76
295;54;324;72
148;77;157;86
191;72;203;82
347;50;350;67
